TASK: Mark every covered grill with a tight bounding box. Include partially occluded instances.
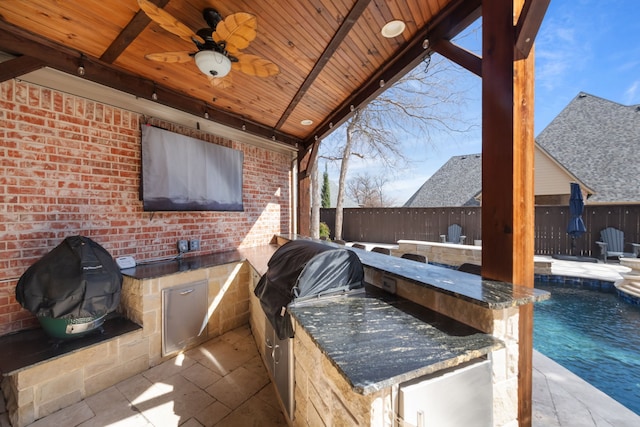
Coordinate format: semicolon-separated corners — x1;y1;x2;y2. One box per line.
254;240;364;339
16;235;123;340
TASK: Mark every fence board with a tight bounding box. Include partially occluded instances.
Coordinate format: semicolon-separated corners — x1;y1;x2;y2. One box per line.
320;205;640;256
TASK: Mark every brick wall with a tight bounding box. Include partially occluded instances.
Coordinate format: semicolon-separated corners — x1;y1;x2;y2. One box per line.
0;79;292;336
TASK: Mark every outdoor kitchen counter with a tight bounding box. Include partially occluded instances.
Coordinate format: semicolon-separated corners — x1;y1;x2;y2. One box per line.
276;234;549;309
119;245;279;279
288;284;503;395
119;250;244;279
272;235;548;424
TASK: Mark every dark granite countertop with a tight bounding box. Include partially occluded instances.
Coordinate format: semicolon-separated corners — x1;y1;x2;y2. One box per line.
278;234;549;309
120;245;279;280
239;245;279;275
120;250;246;279
288;285;504;395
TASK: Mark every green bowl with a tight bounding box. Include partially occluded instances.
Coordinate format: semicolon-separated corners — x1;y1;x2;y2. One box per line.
38;314;107;339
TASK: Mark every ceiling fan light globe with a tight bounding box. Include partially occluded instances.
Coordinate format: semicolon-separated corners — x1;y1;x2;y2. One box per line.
194;50;231;78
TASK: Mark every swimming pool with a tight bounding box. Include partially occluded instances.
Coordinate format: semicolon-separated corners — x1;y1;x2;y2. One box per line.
534;281;640;415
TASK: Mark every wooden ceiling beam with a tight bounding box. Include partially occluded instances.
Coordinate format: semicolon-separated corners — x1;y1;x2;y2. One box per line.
303;0;482;147
0;20;300;147
431;40;482;77
0;55;45;82
298;139;321;179
100;0;170;63
275;0;373;131
428;0;483;41
515;0;551;59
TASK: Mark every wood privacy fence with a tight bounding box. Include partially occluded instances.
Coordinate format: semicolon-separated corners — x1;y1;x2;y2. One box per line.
320;205;640;257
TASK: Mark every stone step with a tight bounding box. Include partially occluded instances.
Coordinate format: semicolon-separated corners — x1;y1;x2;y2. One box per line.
617;283;640;298
619;279;640;290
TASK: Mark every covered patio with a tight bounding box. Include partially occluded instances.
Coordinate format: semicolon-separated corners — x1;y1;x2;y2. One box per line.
1;0;551;425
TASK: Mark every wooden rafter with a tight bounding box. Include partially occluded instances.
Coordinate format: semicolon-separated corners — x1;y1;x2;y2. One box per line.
515;0;551;58
298;139;321;179
431;39;482;77
100;0;170;63
0;55;44;82
434;0;549;77
0;0;490;145
275;0;373;131
303;0;482;147
0;20;301;147
428;0;483;41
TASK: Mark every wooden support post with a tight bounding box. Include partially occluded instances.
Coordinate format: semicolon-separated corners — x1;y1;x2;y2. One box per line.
298;174;311;236
482;0;535;425
297;141;320;237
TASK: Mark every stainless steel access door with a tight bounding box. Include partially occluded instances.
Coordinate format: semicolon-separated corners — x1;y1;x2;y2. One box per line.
398;359;493;427
264;317;294;419
162;280;208;356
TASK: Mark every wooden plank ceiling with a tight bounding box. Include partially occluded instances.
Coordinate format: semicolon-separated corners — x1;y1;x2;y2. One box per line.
0;0;482;149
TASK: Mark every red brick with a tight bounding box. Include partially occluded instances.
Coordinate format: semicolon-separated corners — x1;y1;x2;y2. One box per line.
0;80;291;336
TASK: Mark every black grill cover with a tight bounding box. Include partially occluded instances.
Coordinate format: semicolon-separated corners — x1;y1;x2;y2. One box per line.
254;240;363;339
16;236;122;319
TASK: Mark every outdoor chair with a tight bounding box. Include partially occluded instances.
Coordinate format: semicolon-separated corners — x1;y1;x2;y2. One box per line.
440;224;466;244
371;247;391;255
401;253;427;263
458;263;482;275
595;227;640;263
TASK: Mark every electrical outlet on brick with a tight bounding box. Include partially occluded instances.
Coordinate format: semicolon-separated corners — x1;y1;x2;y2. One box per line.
189;239;200;251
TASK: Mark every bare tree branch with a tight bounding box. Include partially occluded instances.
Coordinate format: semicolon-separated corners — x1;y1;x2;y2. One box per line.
347;173;396;207
319;53;476;239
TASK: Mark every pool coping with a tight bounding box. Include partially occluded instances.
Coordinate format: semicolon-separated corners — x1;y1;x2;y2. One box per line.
535;273;640;305
533;350;640;426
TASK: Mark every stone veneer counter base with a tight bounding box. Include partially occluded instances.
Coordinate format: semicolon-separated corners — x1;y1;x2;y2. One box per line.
0;314;140;375
2;247;271;427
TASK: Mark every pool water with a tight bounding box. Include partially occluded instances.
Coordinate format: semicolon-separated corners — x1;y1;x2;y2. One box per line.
534;282;640;415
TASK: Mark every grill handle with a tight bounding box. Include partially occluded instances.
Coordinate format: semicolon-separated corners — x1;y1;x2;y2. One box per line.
273;344;281;364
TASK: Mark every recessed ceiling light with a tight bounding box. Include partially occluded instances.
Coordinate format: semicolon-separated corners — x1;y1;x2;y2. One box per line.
301;119;313;126
381;20;406;38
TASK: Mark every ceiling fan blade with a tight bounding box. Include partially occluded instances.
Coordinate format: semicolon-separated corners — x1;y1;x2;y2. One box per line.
144;51;193;63
207;75;233;89
213;12;257;54
232;53;279;77
137;0;199;44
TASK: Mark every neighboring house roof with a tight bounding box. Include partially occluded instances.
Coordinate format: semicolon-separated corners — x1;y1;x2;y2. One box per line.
404;149;588;207
403;154;482;207
536;92;640;204
405;93;640;207
534;143;592;197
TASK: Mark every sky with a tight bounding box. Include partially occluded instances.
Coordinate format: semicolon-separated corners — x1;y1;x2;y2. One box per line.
319;0;640;206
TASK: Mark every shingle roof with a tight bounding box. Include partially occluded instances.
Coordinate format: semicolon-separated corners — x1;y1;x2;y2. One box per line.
405;93;640;207
536;92;640;203
403;154;482;207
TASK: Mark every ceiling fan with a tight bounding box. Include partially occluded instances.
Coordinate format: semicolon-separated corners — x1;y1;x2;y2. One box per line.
137;0;279;86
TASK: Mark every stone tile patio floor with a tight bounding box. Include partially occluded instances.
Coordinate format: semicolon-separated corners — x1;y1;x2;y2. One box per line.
1;326;288;427
2;258;639;427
